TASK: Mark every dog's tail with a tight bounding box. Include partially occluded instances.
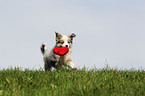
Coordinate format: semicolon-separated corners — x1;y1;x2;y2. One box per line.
41;43;47;54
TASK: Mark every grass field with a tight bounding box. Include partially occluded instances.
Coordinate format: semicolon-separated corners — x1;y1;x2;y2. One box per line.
0;67;145;96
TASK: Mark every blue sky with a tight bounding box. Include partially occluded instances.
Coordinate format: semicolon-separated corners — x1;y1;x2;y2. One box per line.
0;0;145;70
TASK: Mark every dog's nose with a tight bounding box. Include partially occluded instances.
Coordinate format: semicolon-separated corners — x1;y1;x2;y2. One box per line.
65;45;68;47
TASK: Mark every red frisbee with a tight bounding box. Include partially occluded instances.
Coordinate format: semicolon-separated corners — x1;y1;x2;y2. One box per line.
53;47;69;56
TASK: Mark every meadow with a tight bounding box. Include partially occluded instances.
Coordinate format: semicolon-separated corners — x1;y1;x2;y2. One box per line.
0;67;145;96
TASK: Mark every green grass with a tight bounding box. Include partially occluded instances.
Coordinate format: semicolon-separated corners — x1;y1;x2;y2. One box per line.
0;67;145;96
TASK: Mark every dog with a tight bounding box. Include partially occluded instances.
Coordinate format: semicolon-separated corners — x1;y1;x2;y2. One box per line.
41;32;77;71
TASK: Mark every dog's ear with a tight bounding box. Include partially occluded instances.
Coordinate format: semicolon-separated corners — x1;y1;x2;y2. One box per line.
69;33;76;40
55;32;62;41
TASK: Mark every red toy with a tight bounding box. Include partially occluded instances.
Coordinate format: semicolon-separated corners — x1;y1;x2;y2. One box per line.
53;47;69;56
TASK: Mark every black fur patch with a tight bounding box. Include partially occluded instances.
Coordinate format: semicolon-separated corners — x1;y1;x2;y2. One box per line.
41;44;45;54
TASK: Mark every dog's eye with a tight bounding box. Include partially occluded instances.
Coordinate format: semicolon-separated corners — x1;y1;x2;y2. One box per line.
57;41;64;44
68;40;72;43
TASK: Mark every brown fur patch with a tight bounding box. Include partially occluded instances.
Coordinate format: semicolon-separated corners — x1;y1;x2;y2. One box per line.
56;40;64;47
67;38;72;48
67;39;72;43
56;32;62;41
66;60;72;64
56;43;63;47
69;43;72;48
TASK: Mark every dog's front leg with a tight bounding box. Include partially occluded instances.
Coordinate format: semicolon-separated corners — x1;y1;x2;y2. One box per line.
66;60;77;70
64;51;77;69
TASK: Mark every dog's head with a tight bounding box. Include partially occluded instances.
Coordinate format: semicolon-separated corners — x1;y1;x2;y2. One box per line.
55;32;76;48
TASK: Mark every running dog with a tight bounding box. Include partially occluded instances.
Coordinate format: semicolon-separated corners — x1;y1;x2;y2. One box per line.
41;32;77;71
